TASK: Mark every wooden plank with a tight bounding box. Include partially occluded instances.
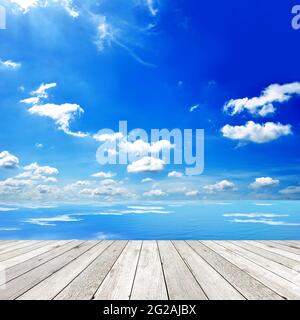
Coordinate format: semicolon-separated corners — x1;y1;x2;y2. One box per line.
1;241;66;269
0;241;42;257
131;241;168;300
158;241;207;300
189;241;282;300
0;241;21;252
18;241;112;300
0;240;74;286
0;241;97;300
205;241;300;300
280;241;300;249
94;241;142;300
253;241;300;262
55;241;128;300
222;241;300;287
265;241;300;257
0;241;51;262
236;241;300;271
172;241;244;300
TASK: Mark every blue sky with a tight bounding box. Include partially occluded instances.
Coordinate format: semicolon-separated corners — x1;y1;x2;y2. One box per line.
0;0;300;203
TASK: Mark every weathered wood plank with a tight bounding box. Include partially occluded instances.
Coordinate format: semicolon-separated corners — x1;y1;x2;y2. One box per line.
1;241;79;285
264;241;300;257
0;241;96;300
1;241;65;269
0;241;42;258
0;241;21;252
236;241;300;271
94;241;142;300
55;241;128;300
131;241;168;300
158;241;207;300
18;241;111;300
172;241;244;300
223;241;300;287
191;241;282;300
206;241;300;300
0;241;51;262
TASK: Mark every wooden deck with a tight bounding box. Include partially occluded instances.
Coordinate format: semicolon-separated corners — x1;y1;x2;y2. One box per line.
0;240;300;300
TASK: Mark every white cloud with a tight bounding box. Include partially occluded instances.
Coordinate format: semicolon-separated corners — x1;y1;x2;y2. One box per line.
0;207;18;212
35;143;44;148
127;156;166;173
249;177;279;189
0;151;19;169
168;171;183;178
0;178;33;188
221;121;292;143
120;139;174;156
28;103;88;137
224;82;300;116
279;185;300;194
23;162;58;175
31;82;57;98
146;0;158;16
143;189;167;197
91;171;116;179
0;59;21;69
185;190;200;197
204;180;236;193
223;213;288;218
141;178;154;183
189;104;200;112
80;183;130;198
20;97;41;105
229;218;300;226
93;132;124;142
24;214;81;226
10;0;79;17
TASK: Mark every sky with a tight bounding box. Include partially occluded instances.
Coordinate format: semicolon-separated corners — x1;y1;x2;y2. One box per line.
0;0;300;203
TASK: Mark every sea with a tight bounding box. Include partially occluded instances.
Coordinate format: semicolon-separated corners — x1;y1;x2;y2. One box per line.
0;201;300;240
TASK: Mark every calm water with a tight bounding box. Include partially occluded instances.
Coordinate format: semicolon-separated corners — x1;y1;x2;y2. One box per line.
0;201;300;240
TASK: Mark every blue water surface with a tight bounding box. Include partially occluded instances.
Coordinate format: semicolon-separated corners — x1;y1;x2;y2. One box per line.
0;201;300;240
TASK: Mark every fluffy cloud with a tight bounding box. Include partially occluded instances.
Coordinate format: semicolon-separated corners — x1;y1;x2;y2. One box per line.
0;178;33;188
185;190;200;197
127;156;166;173
21;83;88;138
120;139;174;156
279;185;300;194
224;82;300;116
249;177;279;189
204;180;236;193
221;121;292;143
10;0;79;17
91;171;116;179
143;189;167;197
141;178;154;183
20;97;40;105
0;59;21;69
80;185;127;197
23;162;58;175
31;82;57;98
168;171;183;178
28;103;88;137
93;132;124;142
0;151;19;169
